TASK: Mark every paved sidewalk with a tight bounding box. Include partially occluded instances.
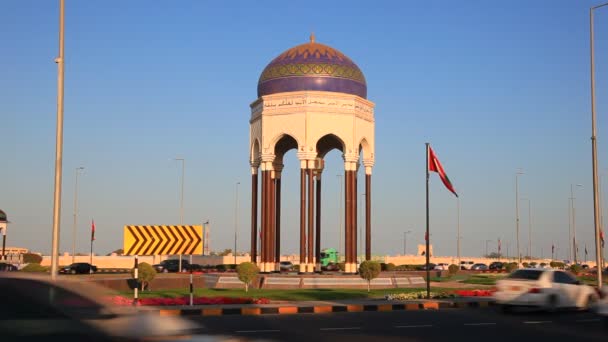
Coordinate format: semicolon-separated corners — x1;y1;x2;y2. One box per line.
141;296;495;317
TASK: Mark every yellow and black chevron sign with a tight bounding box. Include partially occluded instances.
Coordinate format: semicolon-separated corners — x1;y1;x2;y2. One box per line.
123;225;202;256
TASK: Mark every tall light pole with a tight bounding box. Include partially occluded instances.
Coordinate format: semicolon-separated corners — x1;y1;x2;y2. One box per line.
570;184;582;264
520;198;531;260
337;174;343;260
234;181;240;265
485;239;492;257
71;167;85;263
173;158;185;271
515;169;524;264
50;0;66;280
591;2;607;288
403;230;412;255
457;198;461;264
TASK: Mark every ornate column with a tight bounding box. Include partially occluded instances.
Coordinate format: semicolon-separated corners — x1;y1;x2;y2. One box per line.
274;165;283;271
269;170;276;271
365;164;372;261
307;161;315;273
250;165;259;263
315;169;322;272
344;159;358;273
299;160;307;273
260;163;268;271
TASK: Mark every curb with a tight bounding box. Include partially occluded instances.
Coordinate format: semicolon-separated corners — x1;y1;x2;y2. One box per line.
153;300;495;317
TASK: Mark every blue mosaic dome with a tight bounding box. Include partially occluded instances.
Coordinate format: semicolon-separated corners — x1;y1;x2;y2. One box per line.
257;35;367;99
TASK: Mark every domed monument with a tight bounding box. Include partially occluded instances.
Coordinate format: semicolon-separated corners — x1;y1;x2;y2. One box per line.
249;35;375;273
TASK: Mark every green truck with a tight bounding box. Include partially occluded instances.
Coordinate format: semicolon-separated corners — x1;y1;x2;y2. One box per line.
320;248;339;271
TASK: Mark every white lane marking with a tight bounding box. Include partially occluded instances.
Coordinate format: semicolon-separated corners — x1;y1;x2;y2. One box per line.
523;321;552;324
463;323;496;326
576;319;601;322
394;325;433;328
236;330;281;333
320;327;361;331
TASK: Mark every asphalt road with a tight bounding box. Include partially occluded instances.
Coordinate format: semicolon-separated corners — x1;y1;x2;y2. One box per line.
188;307;607;342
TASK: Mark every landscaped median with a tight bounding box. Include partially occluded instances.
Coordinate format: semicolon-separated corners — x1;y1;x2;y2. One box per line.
108;287;495;316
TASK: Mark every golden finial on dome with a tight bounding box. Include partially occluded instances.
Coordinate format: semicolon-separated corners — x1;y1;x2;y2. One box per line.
310;32;315;44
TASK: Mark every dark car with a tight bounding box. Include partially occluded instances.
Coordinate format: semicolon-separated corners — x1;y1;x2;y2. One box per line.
471;263;488;270
489;262;504;270
0;263;18;272
153;259;190;273
59;262;97;274
416;263;436;271
0;273;199;341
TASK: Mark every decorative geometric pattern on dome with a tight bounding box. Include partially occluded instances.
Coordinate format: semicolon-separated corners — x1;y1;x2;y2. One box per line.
257;41;367;99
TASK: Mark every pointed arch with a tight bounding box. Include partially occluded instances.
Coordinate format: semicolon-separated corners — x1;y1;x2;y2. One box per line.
358;137;373;162
316;134;345;158
272;133;299;161
250;138;261;164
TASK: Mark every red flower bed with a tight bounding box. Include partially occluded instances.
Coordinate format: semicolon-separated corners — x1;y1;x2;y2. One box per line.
104;296;270;306
454;289;495;297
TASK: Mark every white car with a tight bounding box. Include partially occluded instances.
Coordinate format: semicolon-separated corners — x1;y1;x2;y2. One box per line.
494;268;599;312
460;261;474;270
434;263;449;271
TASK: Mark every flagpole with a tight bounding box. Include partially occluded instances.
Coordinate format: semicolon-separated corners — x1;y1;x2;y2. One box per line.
425;143;431;299
90;237;93;265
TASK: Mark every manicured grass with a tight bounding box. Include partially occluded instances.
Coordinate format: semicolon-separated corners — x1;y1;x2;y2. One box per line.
123;287;480;301
460;275;505;286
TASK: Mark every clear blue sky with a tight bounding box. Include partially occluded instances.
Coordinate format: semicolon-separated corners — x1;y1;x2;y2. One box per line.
2;1;608;260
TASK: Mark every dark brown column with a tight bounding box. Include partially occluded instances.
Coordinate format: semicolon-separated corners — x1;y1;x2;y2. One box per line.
307;168;314;271
345;170;351;267
275;177;281;266
260;170;267;266
269;174;275;267
251;172;258;263
265;170;272;268
350;171;356;269
315;173;321;270
352;171;360;263
300;168;306;271
366;174;371;261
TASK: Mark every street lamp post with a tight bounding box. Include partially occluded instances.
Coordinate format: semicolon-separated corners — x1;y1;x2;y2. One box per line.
72;167;84;264
174;158;185;271
0;210;8;261
403;230;412;255
515;170;524;264
485;239;492;257
590;3;607;287
520;198;532;260
457;198;461;264
234;182;240;266
50;0;66;281
570;184;582;264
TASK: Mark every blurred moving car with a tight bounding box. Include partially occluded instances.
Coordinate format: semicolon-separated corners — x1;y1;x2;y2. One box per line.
460;261;474;270
494;268;598;312
471;263;488;270
153;259;190;273
597;286;608;328
489;262;504;270
0;263;18;271
279;261;294;272
0;273;203;341
59;262;97;274
416;263;436;271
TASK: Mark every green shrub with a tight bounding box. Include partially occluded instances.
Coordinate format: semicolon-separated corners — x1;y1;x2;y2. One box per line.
448;264;459;275
522;262;529;268
550;261;565;269
570;264;582;275
530;262;537;267
337;262;345;271
22;253;42;264
216;264;227;272
385;263;396;271
132;262;156;291
21;263;47;272
236;262;259;292
359;260;381;292
505;262;518;273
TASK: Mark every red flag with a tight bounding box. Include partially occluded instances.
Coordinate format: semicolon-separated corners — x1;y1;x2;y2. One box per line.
424;231;428;242
91;219;95;241
428;146;458;197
